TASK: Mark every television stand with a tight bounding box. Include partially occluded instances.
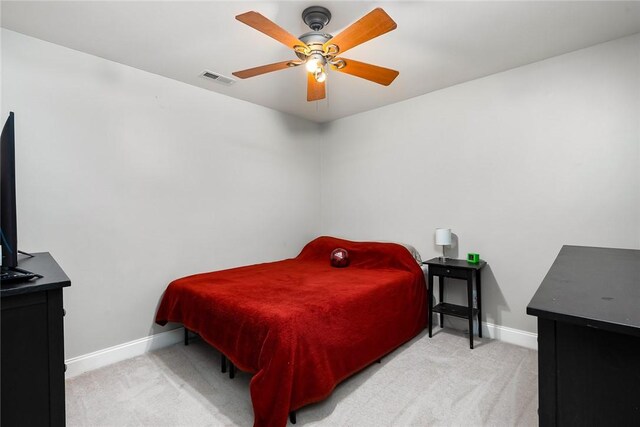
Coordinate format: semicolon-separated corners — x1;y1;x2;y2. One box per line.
1;252;70;427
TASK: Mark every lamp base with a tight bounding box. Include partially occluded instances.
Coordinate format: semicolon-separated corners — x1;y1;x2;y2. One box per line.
440;245;447;263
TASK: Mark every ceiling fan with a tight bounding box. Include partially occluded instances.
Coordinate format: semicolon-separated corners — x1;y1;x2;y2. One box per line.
232;6;399;102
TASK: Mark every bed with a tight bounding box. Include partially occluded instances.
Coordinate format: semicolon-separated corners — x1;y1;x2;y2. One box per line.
155;236;427;427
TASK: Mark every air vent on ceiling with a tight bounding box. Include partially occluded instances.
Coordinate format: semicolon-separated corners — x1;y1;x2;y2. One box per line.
200;70;235;86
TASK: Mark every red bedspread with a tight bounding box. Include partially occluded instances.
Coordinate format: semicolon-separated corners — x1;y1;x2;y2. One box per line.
156;236;427;426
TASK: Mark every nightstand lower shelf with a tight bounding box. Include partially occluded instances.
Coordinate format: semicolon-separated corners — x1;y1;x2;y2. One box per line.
432;302;478;319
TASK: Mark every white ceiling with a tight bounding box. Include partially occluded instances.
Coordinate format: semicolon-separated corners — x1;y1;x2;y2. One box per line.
3;1;640;123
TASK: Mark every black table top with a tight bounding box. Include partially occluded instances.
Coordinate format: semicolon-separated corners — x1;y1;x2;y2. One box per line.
1;252;70;297
527;245;640;338
423;257;486;270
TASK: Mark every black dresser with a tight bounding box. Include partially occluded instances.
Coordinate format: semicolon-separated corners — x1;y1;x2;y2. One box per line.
1;253;70;427
527;245;640;426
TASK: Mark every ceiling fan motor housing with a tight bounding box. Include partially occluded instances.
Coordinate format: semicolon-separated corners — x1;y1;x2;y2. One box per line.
295;31;333;60
302;6;331;31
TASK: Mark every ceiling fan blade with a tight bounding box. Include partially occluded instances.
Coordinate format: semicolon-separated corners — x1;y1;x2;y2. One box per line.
324;8;397;55
232;60;298;79
332;58;399;86
236;11;306;50
307;73;326;102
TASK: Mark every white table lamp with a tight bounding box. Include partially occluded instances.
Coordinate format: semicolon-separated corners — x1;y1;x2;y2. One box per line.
435;228;452;261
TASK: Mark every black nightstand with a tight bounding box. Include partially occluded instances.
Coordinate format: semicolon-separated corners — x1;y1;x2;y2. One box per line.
423;257;486;349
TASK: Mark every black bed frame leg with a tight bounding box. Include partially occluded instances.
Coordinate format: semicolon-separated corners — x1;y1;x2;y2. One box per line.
289;411;296;424
229;361;236;379
377;359;382;363
184;328;189;346
221;354;227;373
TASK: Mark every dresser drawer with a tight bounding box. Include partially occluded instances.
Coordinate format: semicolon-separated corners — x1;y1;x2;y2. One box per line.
429;265;470;280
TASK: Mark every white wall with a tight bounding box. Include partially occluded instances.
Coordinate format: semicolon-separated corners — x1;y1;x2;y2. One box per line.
1;29;321;358
320;34;640;333
3;26;639;359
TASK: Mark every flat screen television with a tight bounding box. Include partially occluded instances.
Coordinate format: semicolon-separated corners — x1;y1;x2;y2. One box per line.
1;112;18;269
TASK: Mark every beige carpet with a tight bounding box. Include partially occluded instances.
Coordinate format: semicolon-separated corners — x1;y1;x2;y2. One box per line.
66;329;538;426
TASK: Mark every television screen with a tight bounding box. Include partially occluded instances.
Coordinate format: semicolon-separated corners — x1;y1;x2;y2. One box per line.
1;112;18;269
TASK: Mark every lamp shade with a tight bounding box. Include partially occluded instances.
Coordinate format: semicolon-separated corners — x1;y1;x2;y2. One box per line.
435;228;452;246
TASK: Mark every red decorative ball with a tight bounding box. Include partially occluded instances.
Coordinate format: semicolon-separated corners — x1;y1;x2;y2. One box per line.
330;248;350;268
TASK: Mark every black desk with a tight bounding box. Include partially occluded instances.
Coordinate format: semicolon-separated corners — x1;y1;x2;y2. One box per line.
1;253;70;427
527;245;640;426
424;257;486;349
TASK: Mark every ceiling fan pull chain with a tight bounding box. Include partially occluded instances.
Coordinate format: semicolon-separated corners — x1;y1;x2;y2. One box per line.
325;80;330;109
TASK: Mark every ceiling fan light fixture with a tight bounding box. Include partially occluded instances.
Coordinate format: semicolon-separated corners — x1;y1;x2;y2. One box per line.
314;66;327;83
305;53;326;73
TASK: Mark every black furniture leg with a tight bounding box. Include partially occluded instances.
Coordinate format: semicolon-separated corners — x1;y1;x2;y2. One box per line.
229;361;236;379
289;411;297;424
439;276;444;328
537;318;557;425
467;274;474;349
184;328;189;346
476;270;482;338
428;272;434;337
221;354;227;373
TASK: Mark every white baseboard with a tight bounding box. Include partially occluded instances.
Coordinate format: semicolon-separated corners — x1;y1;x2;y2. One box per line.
65;321;537;379
482;322;537;350
436;316;538;350
65;327;184;378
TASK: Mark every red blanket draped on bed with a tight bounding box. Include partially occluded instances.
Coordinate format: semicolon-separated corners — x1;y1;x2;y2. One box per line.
156;236;427;427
